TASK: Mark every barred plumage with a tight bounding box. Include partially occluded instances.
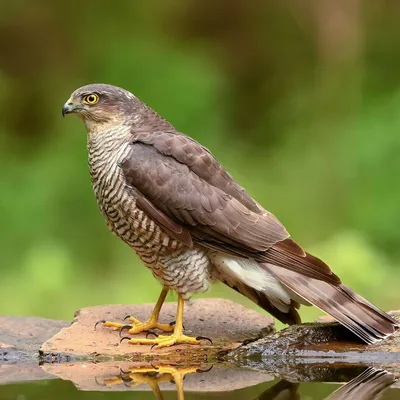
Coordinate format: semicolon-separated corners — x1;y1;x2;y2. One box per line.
87;124;213;299
63;83;398;345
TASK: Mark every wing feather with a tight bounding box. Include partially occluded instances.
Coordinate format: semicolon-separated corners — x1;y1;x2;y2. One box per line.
121;133;339;283
122;140;289;252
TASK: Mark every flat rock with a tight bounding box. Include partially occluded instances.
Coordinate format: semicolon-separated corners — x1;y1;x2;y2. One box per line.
0;316;69;385
40;299;274;361
0;316;68;355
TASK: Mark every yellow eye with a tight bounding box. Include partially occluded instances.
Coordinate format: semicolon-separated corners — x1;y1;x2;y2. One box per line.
83;93;99;105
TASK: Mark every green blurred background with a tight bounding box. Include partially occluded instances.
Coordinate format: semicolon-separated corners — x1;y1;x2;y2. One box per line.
0;0;399;322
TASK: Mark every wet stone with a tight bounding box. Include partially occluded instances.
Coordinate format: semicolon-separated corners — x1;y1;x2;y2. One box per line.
1;304;399;392
39;299;274;361
0;316;68;355
227;311;400;380
0;316;69;385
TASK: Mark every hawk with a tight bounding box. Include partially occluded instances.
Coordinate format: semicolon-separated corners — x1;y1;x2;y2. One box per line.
62;84;398;348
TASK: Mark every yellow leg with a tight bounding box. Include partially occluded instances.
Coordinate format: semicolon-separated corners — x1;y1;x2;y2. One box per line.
100;365;208;400
98;286;174;334
102;370;164;400
122;295;212;349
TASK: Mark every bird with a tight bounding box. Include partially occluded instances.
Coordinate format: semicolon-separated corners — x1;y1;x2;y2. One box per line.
62;83;398;348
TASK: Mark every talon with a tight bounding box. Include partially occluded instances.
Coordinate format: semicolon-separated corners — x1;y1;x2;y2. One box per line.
123;315;131;321
150;343;159;350
146;330;159;338
195;335;213;345
94;320;106;330
120;336;131;344
94;376;106;386
197;365;213;373
118;324;132;337
120;368;131;376
150;362;159;370
119;372;132;383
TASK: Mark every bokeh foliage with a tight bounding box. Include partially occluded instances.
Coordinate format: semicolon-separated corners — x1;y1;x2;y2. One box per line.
0;0;399;321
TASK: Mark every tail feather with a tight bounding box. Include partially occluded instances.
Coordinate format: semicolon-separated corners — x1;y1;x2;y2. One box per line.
212;249;398;344
264;263;398;344
212;252;305;324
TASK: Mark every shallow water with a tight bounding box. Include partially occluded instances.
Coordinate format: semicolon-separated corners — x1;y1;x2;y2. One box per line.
0;364;398;400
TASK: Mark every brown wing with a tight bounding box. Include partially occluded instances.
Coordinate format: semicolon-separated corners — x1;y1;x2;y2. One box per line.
129;131;263;213
122;132;339;284
122;140;288;250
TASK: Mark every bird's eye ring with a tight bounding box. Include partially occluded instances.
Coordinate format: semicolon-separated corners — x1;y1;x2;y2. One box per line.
83;94;99;105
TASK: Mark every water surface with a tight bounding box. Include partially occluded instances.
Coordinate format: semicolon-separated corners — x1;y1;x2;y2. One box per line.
0;364;397;400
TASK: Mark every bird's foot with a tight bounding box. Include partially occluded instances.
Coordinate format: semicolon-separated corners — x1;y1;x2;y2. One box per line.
100;365;203;387
121;332;213;349
95;316;174;334
101;368;163;389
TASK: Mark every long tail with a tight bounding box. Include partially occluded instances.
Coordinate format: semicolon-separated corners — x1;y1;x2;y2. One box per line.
264;263;398;344
213;245;398;344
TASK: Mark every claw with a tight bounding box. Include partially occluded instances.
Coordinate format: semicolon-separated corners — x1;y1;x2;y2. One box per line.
123;315;131;321
94;376;106;386
120;368;131;376
94;320;106;330
146;330;159;339
197;365;213;373
120;336;131;344
119;371;132;383
150;362;159;370
118;324;132;337
195;335;213;345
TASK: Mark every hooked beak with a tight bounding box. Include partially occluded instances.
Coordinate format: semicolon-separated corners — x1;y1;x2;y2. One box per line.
62;100;77;117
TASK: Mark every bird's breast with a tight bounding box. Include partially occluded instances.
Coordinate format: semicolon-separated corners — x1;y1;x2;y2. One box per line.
87;137;184;264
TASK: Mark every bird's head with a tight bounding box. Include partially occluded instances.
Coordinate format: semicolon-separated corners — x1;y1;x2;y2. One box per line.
62;83;141;131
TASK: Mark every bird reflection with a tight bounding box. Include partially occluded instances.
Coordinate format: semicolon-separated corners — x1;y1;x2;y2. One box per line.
326;368;395;400
96;363;213;400
255;367;395;400
96;365;395;400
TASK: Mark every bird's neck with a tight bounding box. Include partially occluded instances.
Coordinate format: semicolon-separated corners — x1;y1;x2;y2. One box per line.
86;122;131;152
138;105;176;132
